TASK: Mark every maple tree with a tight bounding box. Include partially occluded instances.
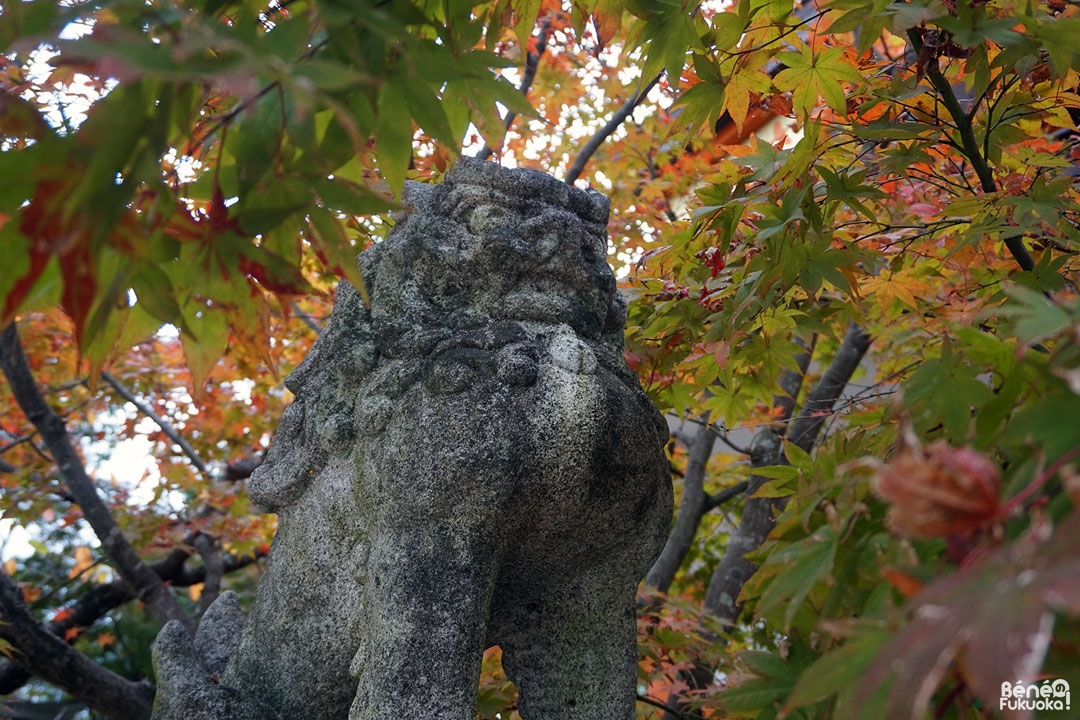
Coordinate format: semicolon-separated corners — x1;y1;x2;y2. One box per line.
2;0;1080;717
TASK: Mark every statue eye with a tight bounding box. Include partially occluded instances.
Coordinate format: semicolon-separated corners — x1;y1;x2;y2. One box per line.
581;233;607;261
462;203;518;235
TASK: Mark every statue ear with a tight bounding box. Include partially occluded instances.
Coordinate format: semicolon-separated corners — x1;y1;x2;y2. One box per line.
602;290;629;347
391;180;435;227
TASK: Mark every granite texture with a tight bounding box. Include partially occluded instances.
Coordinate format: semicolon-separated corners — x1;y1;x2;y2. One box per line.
151;158;673;720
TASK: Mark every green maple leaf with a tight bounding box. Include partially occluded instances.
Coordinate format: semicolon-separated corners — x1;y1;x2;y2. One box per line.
773;46;863;118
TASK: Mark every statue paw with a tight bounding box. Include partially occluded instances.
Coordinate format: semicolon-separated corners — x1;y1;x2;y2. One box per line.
151;593;273;720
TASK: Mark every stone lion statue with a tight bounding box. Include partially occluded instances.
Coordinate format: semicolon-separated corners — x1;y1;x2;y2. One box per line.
152;158;673;720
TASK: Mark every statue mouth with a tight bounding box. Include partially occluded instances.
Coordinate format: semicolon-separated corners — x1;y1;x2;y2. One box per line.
493;286;605;337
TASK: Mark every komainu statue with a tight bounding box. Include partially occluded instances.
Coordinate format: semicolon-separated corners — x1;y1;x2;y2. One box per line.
152;158;674;720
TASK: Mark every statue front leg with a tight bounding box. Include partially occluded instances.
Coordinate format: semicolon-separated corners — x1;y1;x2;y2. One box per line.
349;527;497;720
499;571;641;720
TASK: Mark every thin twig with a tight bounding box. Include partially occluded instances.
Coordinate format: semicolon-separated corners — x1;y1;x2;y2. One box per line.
709;424;751;456
476;18;551;160
0;432;39;457
100;371;209;476
906;29;1034;272
194;38;330;153
291;300;324;334
999;443;1080;517
637;692;686;718
677;416;752;455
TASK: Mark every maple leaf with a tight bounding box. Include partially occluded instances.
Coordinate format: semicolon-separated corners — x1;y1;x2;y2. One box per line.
854;517;1080;720
773;46;863;119
880;567;925;598
724;68;772;135
63;626;82;642
859;268;932;316
871;430;1001;538
592;0;623;52
51;607;74;624
96;631;116;648
68;545;94;580
188;582;204;602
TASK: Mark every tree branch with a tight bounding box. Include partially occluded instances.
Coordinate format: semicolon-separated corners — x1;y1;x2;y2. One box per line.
637;692;686;718
703;480;750;513
564;73;662;185
291;300;324;335
0;570;154;720
476;18;550;161
704;324;869;622
662;326;870;720
0;582;132;695
787;324;873;453
193;38;330;154
772;336;815;429
191;533;224;615
645;420;715;593
709;423;752;456
905;29;1034;273
223;455;262;482
100;371;209;476
0;547;264;695
0;323;193;634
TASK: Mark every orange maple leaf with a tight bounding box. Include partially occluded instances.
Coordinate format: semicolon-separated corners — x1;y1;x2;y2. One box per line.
21;585;41;604
860;268;932;317
881;567;925;598
51;607;74;624
96;631;116;648
63;626;82;641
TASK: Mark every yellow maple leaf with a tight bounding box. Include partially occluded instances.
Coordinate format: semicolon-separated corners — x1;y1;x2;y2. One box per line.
725;68;772;135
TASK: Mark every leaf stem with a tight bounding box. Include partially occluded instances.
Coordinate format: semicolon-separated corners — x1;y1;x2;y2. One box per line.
999;443;1080;517
100;371;209;476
